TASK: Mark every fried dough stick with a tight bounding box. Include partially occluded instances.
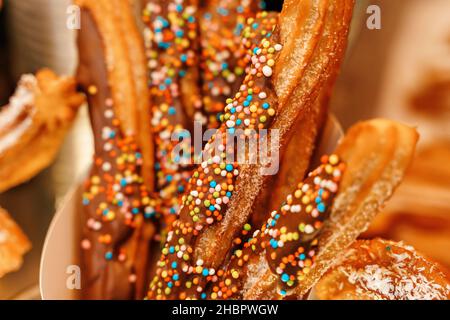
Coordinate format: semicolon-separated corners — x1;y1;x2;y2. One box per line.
148;0;354;300
76;0;156;299
0;70;83;193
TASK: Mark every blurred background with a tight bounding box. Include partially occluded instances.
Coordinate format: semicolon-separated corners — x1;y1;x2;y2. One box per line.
0;0;449;299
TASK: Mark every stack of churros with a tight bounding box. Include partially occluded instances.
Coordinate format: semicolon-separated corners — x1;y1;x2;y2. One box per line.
72;0;449;300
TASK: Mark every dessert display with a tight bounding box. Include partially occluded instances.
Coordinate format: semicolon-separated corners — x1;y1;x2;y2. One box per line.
0;0;447;302
0;207;31;278
73;0;445;301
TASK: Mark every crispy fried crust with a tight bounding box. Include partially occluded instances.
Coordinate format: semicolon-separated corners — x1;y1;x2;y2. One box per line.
315;239;450;300
0;208;31;278
0;69;84;193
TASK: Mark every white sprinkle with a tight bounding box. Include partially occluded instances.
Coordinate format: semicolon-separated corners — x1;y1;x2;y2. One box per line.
262;65;273;77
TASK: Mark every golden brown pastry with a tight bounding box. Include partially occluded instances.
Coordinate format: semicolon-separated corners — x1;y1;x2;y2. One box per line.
0;207;31;278
147;0;355;300
0;69;84;193
315;239;450;300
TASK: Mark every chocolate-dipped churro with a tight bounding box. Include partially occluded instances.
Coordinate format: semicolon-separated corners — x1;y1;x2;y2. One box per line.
76;0;156;299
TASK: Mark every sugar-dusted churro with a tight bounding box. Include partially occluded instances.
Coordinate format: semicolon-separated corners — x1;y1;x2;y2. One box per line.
0;70;83;193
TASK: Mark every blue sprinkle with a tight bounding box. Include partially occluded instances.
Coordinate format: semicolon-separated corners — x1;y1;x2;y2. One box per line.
318;203;326;213
270;239;278;248
105;252;113;260
173;274;179;281
171;262;177;269
210;181;217;188
226;164;233;172
281;274;290;282
202;269;209;277
169;246;175;254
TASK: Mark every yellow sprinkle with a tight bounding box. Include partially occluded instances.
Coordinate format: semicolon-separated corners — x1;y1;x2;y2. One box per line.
88;85;98;95
301;196;310;204
329;154;339;165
